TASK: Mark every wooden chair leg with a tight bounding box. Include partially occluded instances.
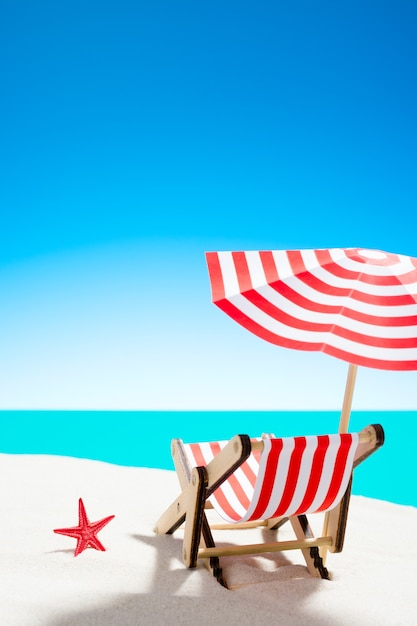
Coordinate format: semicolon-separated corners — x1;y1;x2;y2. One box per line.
201;516;228;587
183;466;208;568
290;515;329;579
325;479;352;554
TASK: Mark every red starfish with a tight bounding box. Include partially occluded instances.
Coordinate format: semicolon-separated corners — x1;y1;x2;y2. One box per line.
54;498;115;557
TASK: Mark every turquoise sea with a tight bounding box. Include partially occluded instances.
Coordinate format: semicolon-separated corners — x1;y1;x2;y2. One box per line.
1;410;415;507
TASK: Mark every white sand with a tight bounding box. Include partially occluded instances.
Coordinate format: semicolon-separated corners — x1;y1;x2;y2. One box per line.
0;453;416;625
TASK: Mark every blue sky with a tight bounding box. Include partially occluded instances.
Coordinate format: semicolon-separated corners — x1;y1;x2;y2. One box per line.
1;1;416;410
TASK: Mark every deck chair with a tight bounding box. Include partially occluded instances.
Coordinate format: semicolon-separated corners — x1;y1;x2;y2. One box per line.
154;423;384;588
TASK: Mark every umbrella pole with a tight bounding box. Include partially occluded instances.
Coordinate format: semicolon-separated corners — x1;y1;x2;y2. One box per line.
338;363;358;433
321;363;358;565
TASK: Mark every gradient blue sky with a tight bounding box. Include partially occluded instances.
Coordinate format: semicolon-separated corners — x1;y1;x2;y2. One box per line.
1;1;416;409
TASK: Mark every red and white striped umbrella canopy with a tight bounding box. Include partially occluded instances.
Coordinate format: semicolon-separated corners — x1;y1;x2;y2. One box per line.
206;248;417;371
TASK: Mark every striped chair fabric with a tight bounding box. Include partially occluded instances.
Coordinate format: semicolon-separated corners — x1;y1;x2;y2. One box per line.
183;433;359;523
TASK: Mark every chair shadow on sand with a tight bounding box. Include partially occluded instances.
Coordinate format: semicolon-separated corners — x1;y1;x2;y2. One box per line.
46;528;339;626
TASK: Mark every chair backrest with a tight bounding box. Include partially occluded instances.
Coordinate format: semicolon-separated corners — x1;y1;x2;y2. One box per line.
183;432;359;523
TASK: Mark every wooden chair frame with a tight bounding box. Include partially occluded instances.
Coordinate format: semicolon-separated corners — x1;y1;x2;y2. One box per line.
154;424;384;588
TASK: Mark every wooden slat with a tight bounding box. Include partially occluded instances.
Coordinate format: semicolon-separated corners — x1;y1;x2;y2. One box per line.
172;438;191;488
250;428;375;452
209;519;270;531
198;536;333;559
204;434;252;495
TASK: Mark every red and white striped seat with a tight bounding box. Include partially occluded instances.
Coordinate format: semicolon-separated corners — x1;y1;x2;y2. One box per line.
184;432;359;523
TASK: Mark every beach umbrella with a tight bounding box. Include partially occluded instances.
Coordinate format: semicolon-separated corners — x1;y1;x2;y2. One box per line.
206;248;417;432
